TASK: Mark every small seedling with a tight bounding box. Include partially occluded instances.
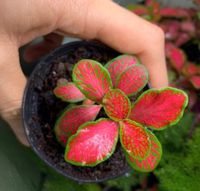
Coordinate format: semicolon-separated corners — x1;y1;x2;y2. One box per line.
53;55;188;172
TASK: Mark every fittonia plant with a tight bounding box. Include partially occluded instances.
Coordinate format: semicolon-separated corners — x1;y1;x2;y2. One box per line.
53;55;188;172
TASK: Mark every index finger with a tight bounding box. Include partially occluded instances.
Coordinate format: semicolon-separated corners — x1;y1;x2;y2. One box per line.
57;0;168;88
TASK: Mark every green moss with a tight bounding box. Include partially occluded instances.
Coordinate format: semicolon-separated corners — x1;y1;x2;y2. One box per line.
155;121;200;191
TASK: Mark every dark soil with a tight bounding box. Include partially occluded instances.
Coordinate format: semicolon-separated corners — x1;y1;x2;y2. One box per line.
23;41;131;182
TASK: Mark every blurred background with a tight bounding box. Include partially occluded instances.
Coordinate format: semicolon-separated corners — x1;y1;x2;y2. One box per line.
1;0;200;191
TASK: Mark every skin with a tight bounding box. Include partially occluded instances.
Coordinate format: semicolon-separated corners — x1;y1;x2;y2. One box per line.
0;0;168;146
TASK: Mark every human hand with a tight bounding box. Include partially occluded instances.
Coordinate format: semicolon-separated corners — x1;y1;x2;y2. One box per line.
0;0;168;146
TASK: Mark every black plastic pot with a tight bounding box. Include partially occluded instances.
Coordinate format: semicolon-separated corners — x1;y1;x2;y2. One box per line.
22;41;131;183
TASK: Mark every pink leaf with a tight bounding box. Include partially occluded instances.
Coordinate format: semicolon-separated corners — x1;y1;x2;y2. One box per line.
103;89;131;121
54;105;101;146
160;8;192;19
129;87;188;130
106;55;139;87
181;21;195;34
120;119;151;160
116;64;148;96
73;59;112;103
175;33;191;47
190;75;200;89
167;45;186;72
53;82;85;102
65;119;119;166
126;130;162;172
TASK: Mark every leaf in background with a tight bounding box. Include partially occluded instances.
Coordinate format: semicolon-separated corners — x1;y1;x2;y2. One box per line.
55;105;101;146
65;119;119;166
160;7;192;19
175;33;191;47
126;130;162;172
128;5;149;16
103;89;131;121
106;55;139;87
167;46;186;72
53;82;85;103
129;87;188;130
182;63;199;76
73;59;112;103
120;119;151;160
116;64;148;96
147;0;161;21
189;75;200;89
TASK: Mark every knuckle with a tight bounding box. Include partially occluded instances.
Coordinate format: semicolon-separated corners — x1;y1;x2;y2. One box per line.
151;25;165;42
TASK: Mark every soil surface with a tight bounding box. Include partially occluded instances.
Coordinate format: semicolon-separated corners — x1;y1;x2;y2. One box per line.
24;41;131;182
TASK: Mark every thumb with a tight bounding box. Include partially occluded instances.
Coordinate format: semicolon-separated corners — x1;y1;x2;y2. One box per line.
0;38;29;146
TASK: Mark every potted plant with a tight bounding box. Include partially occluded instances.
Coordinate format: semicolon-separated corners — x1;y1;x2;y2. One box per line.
23;40;188;183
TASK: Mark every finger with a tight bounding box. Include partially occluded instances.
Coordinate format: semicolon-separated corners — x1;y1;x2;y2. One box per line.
57;0;168;88
23;33;64;62
0;39;29;146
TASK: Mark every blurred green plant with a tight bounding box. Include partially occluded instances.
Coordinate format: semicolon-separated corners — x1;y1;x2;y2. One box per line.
155;126;200;191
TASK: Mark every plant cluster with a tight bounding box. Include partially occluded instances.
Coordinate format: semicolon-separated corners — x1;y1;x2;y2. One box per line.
129;0;200;108
53;54;188;172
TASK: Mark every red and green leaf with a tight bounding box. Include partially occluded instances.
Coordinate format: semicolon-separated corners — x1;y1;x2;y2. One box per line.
103;89;131;121
120;119;151;160
54;105;101;146
190;75;200;89
72;59;112;103
182;63;199;76
65;119;119;166
106;55;139;87
126;129;162;172
129;87;188;130
53;82;85;102
128;5;149;16
167;46;186;72
116;64;148;96
148;0;161;21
